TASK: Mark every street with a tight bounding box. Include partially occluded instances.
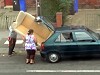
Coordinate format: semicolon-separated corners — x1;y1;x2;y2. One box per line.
0;31;100;75
0;51;100;74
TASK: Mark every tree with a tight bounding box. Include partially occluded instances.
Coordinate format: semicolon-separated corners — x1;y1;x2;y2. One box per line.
41;0;72;24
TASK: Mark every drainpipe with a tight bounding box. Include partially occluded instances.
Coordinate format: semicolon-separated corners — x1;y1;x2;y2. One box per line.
6;16;8;30
36;0;40;17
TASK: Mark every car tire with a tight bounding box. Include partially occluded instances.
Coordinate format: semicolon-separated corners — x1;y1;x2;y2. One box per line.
46;52;60;63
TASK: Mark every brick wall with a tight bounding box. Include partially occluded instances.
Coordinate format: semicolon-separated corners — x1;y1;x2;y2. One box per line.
0;0;36;8
1;0;99;9
79;0;100;5
79;0;100;8
26;0;36;8
0;0;4;8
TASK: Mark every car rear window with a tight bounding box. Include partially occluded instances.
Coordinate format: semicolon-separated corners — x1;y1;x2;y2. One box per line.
55;32;73;42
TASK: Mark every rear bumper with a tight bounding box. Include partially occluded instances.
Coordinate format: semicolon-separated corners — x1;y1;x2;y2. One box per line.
40;51;47;59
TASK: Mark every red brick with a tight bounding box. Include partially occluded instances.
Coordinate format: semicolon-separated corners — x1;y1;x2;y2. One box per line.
0;0;5;8
56;12;62;27
26;0;36;8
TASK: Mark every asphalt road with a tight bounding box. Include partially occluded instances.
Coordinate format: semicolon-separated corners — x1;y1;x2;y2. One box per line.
0;31;100;75
1;52;100;75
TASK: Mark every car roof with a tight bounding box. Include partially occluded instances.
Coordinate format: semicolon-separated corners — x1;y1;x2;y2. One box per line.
55;25;88;32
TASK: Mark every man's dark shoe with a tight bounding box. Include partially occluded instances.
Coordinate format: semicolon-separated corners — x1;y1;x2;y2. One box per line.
8;54;12;57
12;51;16;54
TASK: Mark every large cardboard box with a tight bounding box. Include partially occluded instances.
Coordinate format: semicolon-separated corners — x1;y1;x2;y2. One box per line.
12;11;53;46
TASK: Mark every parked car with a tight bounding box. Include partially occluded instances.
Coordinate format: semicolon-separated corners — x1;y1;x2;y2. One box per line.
40;26;100;63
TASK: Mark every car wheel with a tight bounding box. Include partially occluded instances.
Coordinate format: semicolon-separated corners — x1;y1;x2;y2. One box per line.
47;52;60;63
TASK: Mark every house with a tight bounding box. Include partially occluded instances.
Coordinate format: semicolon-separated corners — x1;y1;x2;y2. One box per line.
0;0;100;9
79;0;100;8
0;0;36;8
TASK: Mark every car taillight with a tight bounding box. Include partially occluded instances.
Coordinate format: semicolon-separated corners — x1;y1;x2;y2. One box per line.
41;43;44;50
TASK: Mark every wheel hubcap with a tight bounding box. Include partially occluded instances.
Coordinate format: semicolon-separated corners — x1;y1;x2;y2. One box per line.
49;54;58;62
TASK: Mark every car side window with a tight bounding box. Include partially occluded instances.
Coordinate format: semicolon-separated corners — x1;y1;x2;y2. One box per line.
74;32;94;42
55;32;73;42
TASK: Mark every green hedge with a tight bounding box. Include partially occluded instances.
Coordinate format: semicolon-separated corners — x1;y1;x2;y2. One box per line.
41;0;72;24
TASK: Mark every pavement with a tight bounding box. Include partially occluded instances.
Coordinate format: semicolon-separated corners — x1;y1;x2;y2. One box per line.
0;8;36;15
0;30;40;56
0;30;26;54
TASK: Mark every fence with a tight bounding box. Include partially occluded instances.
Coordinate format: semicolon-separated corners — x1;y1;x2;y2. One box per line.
0;15;17;29
66;9;100;31
0;9;100;32
85;13;100;30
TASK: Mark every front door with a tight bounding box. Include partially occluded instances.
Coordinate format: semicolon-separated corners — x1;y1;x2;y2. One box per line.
54;32;78;57
74;31;100;56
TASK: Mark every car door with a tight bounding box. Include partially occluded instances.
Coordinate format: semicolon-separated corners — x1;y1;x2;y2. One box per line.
54;32;78;57
74;31;100;56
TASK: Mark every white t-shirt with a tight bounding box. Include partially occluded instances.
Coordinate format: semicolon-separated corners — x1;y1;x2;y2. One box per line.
25;34;36;50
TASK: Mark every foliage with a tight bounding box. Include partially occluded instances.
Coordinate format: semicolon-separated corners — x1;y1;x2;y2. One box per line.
41;0;72;23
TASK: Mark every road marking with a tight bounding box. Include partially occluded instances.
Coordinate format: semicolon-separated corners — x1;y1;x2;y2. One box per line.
4;40;23;44
26;70;100;72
